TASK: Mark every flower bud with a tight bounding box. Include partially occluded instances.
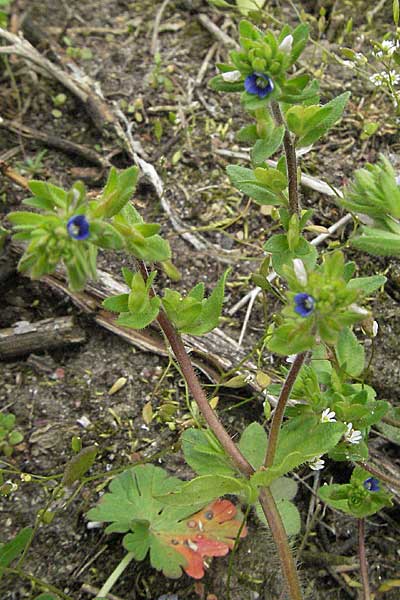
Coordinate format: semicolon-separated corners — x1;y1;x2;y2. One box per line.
221;70;242;82
278;34;293;54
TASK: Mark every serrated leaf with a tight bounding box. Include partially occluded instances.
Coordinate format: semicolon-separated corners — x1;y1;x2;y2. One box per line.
88;465;246;579
63;446;98;486
336;327;365;377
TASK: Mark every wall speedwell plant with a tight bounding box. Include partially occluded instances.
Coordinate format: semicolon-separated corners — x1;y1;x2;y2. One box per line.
7;17;400;600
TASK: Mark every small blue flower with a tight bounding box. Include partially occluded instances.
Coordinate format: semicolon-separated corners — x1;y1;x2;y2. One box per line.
67;215;90;241
294;293;315;317
244;72;274;99
363;477;380;492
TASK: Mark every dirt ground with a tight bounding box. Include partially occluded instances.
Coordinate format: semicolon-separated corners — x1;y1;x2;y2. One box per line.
1;1;400;599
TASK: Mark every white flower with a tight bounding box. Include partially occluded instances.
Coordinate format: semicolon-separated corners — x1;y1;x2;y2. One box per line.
321;408;336;423
278;34;293;54
344;422;363;445
293;258;308;286
221;70;242;82
309;456;325;471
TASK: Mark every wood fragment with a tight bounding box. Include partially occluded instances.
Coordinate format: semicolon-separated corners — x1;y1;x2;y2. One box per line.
0;315;86;359
0;119;109;168
197;14;239;49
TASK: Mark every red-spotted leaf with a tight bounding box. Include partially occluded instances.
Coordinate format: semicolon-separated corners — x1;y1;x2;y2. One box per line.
87;465;246;580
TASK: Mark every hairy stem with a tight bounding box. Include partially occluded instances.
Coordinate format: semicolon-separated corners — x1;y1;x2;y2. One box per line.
156;310;254;476
358;519;371;600
264;352;307;468
259;488;303;600
271;101;300;217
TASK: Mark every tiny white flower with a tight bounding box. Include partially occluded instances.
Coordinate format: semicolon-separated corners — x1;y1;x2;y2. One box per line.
321;408;336;423
278;34;293;54
344;422;363;445
221;70;242;82
293;258;308;286
372;320;379;337
309;456;325;471
244;372;255;384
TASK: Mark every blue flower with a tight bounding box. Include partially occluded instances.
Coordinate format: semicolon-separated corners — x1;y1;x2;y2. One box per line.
67;215;90;240
363;477;380;492
244;72;274;99
294;293;315;317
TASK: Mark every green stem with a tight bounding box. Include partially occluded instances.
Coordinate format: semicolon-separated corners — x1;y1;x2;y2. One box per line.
96;552;135;599
358;519;371;600
271;101;300;217
264;353;307;468
2;567;73;600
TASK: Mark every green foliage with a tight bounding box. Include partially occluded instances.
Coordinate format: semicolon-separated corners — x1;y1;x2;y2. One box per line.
341;156;400;256
285;93;350;147
227;165;286;205
0;527;33;580
335;327;365;378
268;252;382;355
251;415;345;487
8;168;170;290
0;412;23;457
87;465;245;579
162;270;229;335
103;269;161;330
182;423;301;534
62;445;98;487
255;477;301;536
319;467;392;517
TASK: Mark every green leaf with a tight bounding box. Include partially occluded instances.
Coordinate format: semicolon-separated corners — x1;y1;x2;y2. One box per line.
347;275;386;295
298;93;350;147
99;166;139;217
62;446;98;486
226;165;283;205
238;422;268;470
250;125;285;165
102;294;130;313
252;416;346;486
158;475;250;506
376;405;400;445
28;180;68;209
117;297;161;330
336;328;365;377
34;595;58;600
0;527;33;578
352;228;400;257
256;499;301;536
179;270;229;335
236;0;266;15
182;429;236;477
209;75;244;93
8;211;47;229
87;465;246;579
